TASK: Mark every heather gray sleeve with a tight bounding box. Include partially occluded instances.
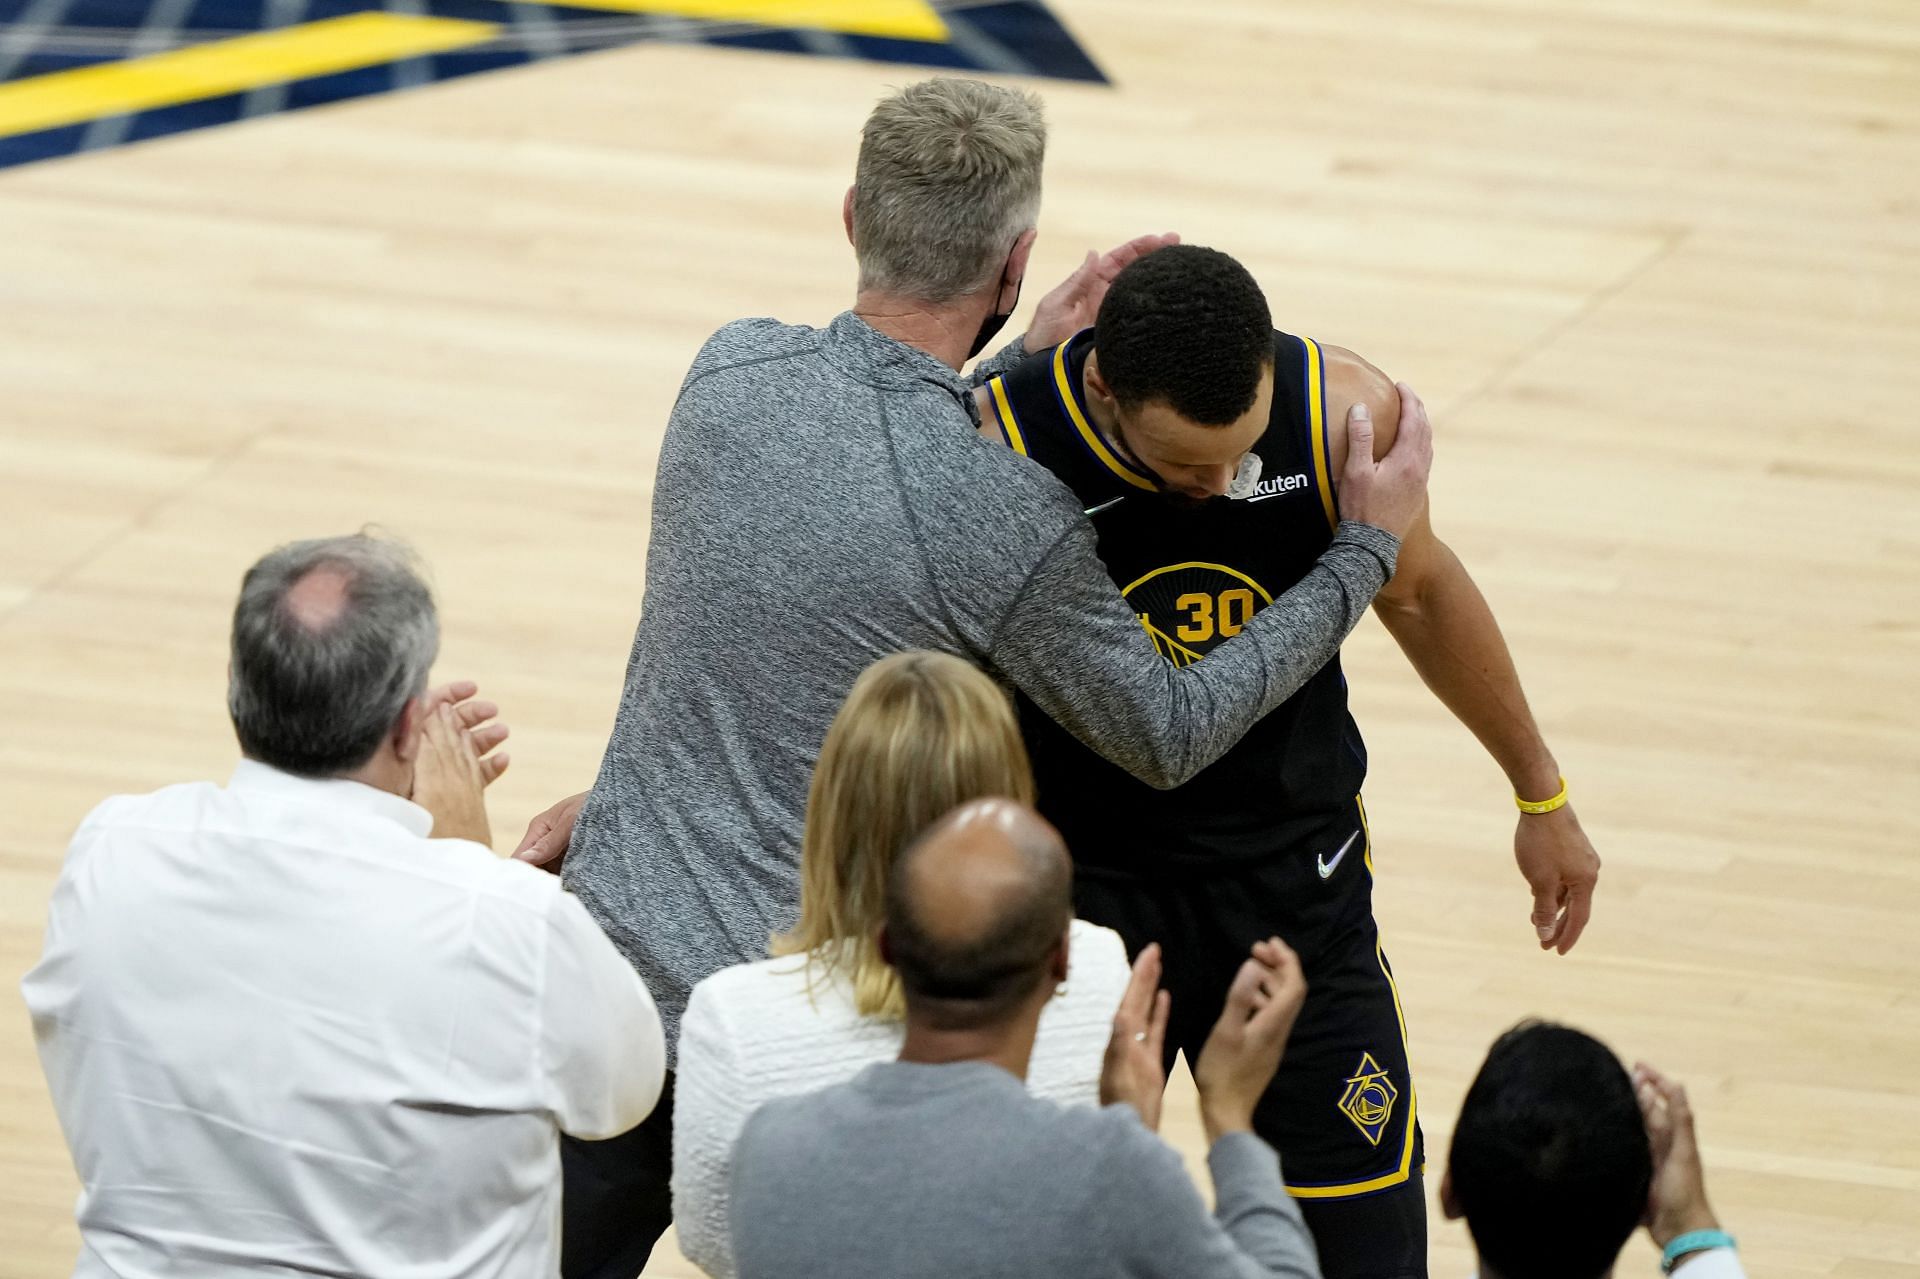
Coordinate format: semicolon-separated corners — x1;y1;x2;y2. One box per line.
1208;1134;1320;1279
1103;1120;1319;1279
968;335;1029;386
990;515;1398;790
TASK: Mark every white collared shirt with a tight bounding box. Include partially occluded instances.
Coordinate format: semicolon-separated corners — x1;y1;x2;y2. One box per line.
23;760;665;1279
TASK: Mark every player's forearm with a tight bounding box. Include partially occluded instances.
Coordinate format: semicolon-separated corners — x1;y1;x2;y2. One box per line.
1374;550;1560;799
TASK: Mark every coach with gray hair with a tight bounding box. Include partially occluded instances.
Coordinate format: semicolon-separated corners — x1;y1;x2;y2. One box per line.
23;533;665;1279
519;76;1433;1276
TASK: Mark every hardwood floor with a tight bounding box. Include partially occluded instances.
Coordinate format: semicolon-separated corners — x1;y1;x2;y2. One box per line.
2;2;1916;1273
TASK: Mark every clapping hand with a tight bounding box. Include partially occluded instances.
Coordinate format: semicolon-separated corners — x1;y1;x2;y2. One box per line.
1635;1063;1721;1249
1100;943;1172;1131
412;704;493;846
1191;937;1308;1142
421;680;511;784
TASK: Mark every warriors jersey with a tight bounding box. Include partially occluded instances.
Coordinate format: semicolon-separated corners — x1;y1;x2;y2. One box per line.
986;328;1366;869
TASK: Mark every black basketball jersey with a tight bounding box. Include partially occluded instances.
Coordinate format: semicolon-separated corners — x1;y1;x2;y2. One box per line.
987;328;1367;868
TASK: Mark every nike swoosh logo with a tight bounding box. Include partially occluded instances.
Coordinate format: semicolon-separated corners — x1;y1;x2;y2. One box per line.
1317;830;1360;880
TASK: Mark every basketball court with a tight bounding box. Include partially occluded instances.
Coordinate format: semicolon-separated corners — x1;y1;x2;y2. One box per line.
2;1;1917;1273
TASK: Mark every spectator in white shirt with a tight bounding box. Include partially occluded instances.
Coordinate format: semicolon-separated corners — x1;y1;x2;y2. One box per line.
673;651;1130;1278
22;533;666;1279
1442;1021;1746;1279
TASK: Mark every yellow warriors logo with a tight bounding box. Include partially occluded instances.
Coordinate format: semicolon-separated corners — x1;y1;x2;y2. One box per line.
1337;1052;1399;1145
1122;562;1274;667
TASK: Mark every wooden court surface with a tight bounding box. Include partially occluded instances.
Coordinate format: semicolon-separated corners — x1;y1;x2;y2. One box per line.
3;1;1918;1273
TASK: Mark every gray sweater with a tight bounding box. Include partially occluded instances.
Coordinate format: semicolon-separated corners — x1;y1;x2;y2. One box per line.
565;313;1396;1051
730;1060;1320;1279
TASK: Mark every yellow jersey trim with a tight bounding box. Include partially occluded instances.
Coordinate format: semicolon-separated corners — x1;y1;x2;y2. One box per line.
1121;561;1275;602
1303;337;1337;532
1285;797;1420;1201
987;377;1028;456
1053;340;1157;492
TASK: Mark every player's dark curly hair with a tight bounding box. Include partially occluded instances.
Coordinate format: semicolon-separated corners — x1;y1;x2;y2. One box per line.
1094;244;1273;426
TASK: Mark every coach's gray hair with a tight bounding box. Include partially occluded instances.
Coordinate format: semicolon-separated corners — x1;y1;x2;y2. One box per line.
853;78;1046;303
227;532;438;778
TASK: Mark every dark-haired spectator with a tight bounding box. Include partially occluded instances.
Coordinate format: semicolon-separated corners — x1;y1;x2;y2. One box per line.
729;798;1321;1279
22;533;664;1279
1442;1021;1745;1279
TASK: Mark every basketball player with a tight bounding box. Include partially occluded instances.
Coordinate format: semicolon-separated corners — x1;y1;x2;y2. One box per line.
975;245;1602;1279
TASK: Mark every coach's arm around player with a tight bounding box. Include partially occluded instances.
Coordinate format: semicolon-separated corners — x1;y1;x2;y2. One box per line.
1322;352;1602;953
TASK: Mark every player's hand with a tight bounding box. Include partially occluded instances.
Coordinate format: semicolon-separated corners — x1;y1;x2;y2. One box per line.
420;679;511;784
1026;232;1180;351
1100;943;1172;1131
1516;804;1599;953
412;705;493;845
1337;383;1433;541
514;790;588;874
1634;1063;1721;1249
1191;937;1307;1143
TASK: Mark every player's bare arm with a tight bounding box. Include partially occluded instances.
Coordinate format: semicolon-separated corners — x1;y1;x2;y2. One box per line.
974;385;1004;441
1323;345;1602;956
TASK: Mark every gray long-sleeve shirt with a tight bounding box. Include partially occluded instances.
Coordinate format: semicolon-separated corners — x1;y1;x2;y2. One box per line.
730;1060;1320;1279
565;313;1396;1051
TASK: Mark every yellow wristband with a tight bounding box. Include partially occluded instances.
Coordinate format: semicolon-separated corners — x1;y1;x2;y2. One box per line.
1515;777;1568;815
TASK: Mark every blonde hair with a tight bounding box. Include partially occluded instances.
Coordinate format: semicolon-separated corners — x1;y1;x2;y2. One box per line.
774;651;1036;1018
853;78;1047;302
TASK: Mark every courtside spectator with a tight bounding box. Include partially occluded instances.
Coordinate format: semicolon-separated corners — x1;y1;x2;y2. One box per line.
729;799;1321;1279
674;653;1130;1277
1442;1021;1746;1279
22;533;665;1279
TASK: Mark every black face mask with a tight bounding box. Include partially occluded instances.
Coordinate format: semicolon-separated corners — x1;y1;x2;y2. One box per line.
967;252;1023;359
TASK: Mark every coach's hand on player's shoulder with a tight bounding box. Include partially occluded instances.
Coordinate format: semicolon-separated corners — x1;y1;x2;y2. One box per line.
413;705;494;847
1101;943;1172;1131
1191;937;1307;1144
513;790;587;874
1025;232;1180;351
1336;381;1434;541
1516;804;1600;954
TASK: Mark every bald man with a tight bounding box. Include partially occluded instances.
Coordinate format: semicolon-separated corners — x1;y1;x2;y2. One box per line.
728;800;1324;1279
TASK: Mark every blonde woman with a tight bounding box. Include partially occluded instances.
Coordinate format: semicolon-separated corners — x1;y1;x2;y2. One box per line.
672;652;1130;1278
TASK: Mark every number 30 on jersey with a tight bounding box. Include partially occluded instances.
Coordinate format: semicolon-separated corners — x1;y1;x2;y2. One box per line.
1123;562;1275;668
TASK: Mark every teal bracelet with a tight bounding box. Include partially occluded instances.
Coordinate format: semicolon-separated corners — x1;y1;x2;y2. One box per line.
1661;1229;1737;1275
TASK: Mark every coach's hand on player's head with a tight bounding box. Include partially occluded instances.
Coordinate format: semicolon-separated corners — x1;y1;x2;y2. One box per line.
1337;381;1434;541
1100;943;1172;1131
1024;232;1180;352
1516;804;1600;954
513;790;587;874
1191;936;1307;1143
412;705;494;847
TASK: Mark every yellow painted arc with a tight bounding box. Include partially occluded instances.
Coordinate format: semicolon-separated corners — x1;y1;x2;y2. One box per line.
543;0;949;42
0;13;498;140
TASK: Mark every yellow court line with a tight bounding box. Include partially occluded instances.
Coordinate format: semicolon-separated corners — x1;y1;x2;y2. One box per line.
547;0;949;41
0;13;499;140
